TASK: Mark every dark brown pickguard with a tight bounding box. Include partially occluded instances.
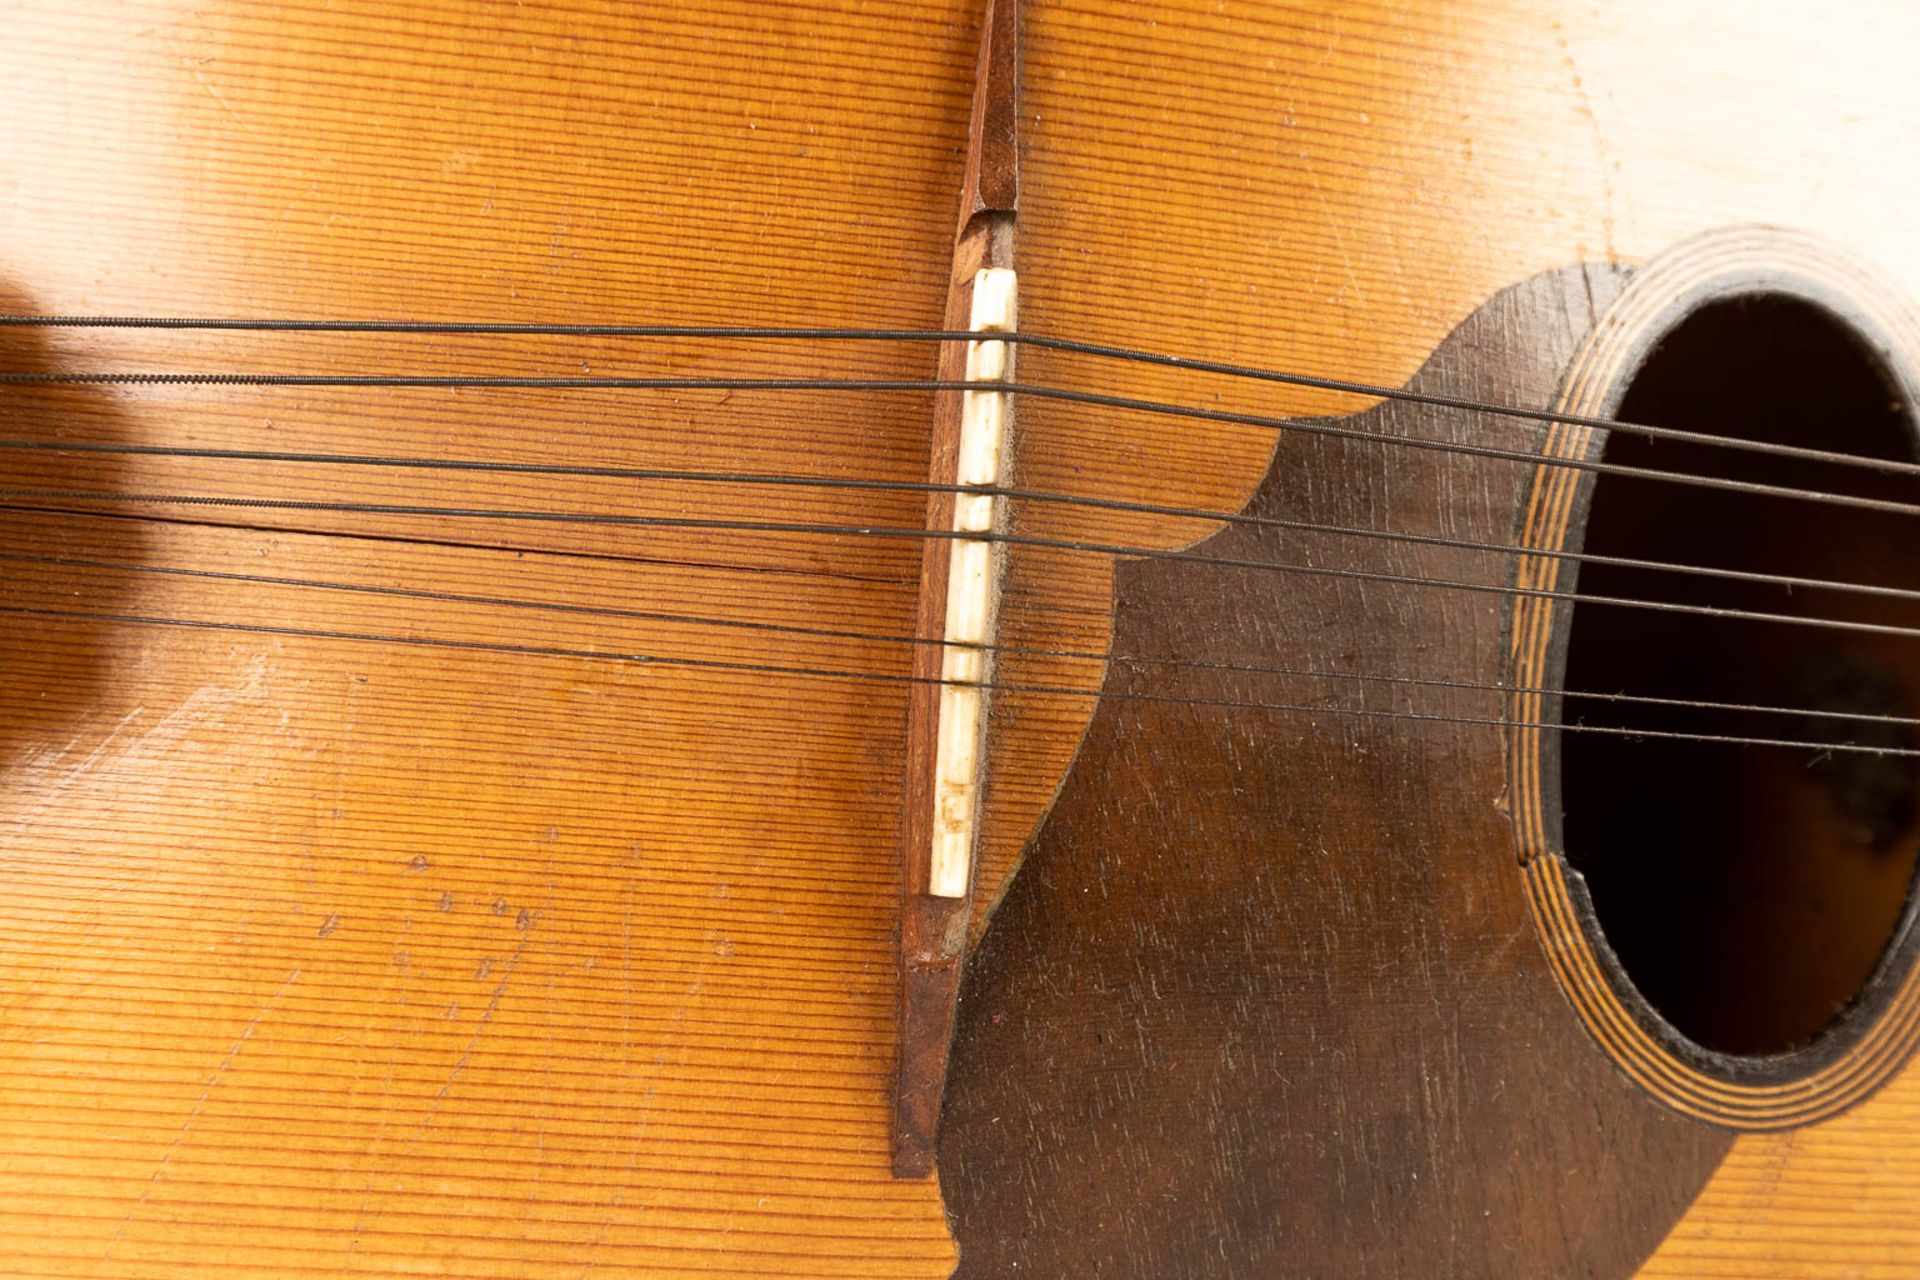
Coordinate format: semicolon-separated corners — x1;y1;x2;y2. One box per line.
937;266;1732;1278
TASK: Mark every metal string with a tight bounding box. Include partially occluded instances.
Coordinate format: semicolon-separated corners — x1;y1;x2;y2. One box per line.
1;435;1915;606
6;371;1919;521
4;313;1916;480
3;599;1910;758
6;318;1919;757
5;545;1914;732
2;489;1915;643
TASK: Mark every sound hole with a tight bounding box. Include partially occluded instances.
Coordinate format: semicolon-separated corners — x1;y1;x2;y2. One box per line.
1562;294;1920;1058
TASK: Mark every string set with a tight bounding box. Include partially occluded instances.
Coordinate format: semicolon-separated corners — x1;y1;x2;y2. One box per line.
1;314;1916;760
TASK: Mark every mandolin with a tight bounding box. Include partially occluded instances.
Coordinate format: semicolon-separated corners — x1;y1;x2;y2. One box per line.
3;0;1920;1275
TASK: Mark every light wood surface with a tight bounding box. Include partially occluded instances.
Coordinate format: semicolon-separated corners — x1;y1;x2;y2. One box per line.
1;1;1918;1274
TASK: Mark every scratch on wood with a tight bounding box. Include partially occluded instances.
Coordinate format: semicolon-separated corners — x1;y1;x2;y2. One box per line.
94;967;302;1269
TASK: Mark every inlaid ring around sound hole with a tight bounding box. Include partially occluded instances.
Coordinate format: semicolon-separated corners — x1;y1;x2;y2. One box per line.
1511;225;1920;1129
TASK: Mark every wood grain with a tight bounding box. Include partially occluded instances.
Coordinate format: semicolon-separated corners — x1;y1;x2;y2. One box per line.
0;0;1918;1274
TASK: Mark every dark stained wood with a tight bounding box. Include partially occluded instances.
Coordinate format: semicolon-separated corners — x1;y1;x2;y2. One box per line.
894;0;1022;1177
893;221;994;1180
960;0;1020;224
938;266;1737;1279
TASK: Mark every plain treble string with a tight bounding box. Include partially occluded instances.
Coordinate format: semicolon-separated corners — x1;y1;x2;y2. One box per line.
0;599;1911;759
0;489;1916;645
0;435;1915;606
3;545;1916;732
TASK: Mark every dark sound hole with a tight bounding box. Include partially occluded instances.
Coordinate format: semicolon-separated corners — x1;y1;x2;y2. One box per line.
1561;294;1920;1058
